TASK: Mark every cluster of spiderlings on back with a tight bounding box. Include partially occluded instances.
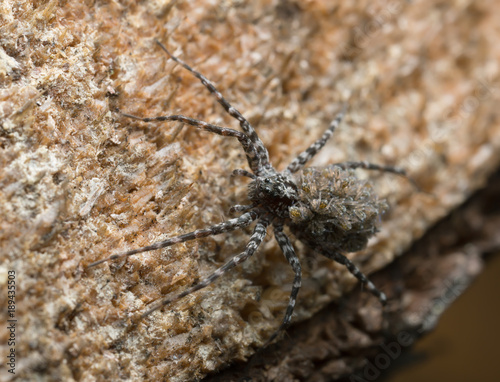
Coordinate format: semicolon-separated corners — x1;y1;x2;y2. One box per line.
288;166;388;253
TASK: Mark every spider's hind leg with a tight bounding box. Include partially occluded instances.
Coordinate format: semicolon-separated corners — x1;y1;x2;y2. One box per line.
325;250;387;305
333;161;420;190
333;161;407;177
265;225;302;346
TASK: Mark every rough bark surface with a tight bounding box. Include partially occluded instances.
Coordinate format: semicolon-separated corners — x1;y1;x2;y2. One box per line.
0;1;499;381
206;169;500;382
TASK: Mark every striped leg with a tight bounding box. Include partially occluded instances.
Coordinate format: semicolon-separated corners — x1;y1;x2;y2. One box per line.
231;168;256;179
286;105;346;173
121;112;261;175
324;250;387;305
140;219;270;319
265;225;302;345
333;161;407;177
333;161;419;190
229;204;255;214
156;40;271;173
87;211;259;268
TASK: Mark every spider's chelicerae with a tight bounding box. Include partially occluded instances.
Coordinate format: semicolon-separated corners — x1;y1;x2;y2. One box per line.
89;40;408;344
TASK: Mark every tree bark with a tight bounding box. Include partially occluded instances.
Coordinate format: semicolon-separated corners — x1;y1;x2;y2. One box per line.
1;1;499;381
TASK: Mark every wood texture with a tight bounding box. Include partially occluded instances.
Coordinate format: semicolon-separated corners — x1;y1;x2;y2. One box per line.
1;1;499;381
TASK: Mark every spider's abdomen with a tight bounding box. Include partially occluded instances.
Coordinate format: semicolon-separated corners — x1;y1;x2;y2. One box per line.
288;166;388;253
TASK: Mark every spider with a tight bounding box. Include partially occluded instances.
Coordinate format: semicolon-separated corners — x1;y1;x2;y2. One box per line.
88;40;408;344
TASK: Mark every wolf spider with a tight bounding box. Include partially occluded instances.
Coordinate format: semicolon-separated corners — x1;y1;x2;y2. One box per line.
88;40;408;344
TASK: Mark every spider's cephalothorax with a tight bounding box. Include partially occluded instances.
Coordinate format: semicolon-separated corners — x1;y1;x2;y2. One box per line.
88;40;408;345
248;173;299;218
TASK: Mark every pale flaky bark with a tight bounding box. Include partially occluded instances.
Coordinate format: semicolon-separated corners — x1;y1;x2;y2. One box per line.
1;1;499;381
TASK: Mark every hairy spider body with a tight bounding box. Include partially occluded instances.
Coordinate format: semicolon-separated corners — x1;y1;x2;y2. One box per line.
248;173;299;218
88;40;407;344
289;166;388;253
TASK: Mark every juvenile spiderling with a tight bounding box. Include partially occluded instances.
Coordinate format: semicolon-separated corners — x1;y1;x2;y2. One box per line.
88;40;409;345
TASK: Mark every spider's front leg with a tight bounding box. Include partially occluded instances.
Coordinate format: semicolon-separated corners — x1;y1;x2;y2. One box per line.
120;111;263;174
139;218;270;319
86;211;258;268
155;40;271;171
286;106;346;173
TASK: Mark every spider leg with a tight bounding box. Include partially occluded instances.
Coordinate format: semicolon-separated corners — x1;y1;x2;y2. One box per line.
333;161;406;176
87;211;259;268
286;105;346;173
332;161;420;190
231;168;256;179
140;219;270;319
121;112;261;174
265;225;302;345
324;250;387;305
156;40;271;173
229;204;255;214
